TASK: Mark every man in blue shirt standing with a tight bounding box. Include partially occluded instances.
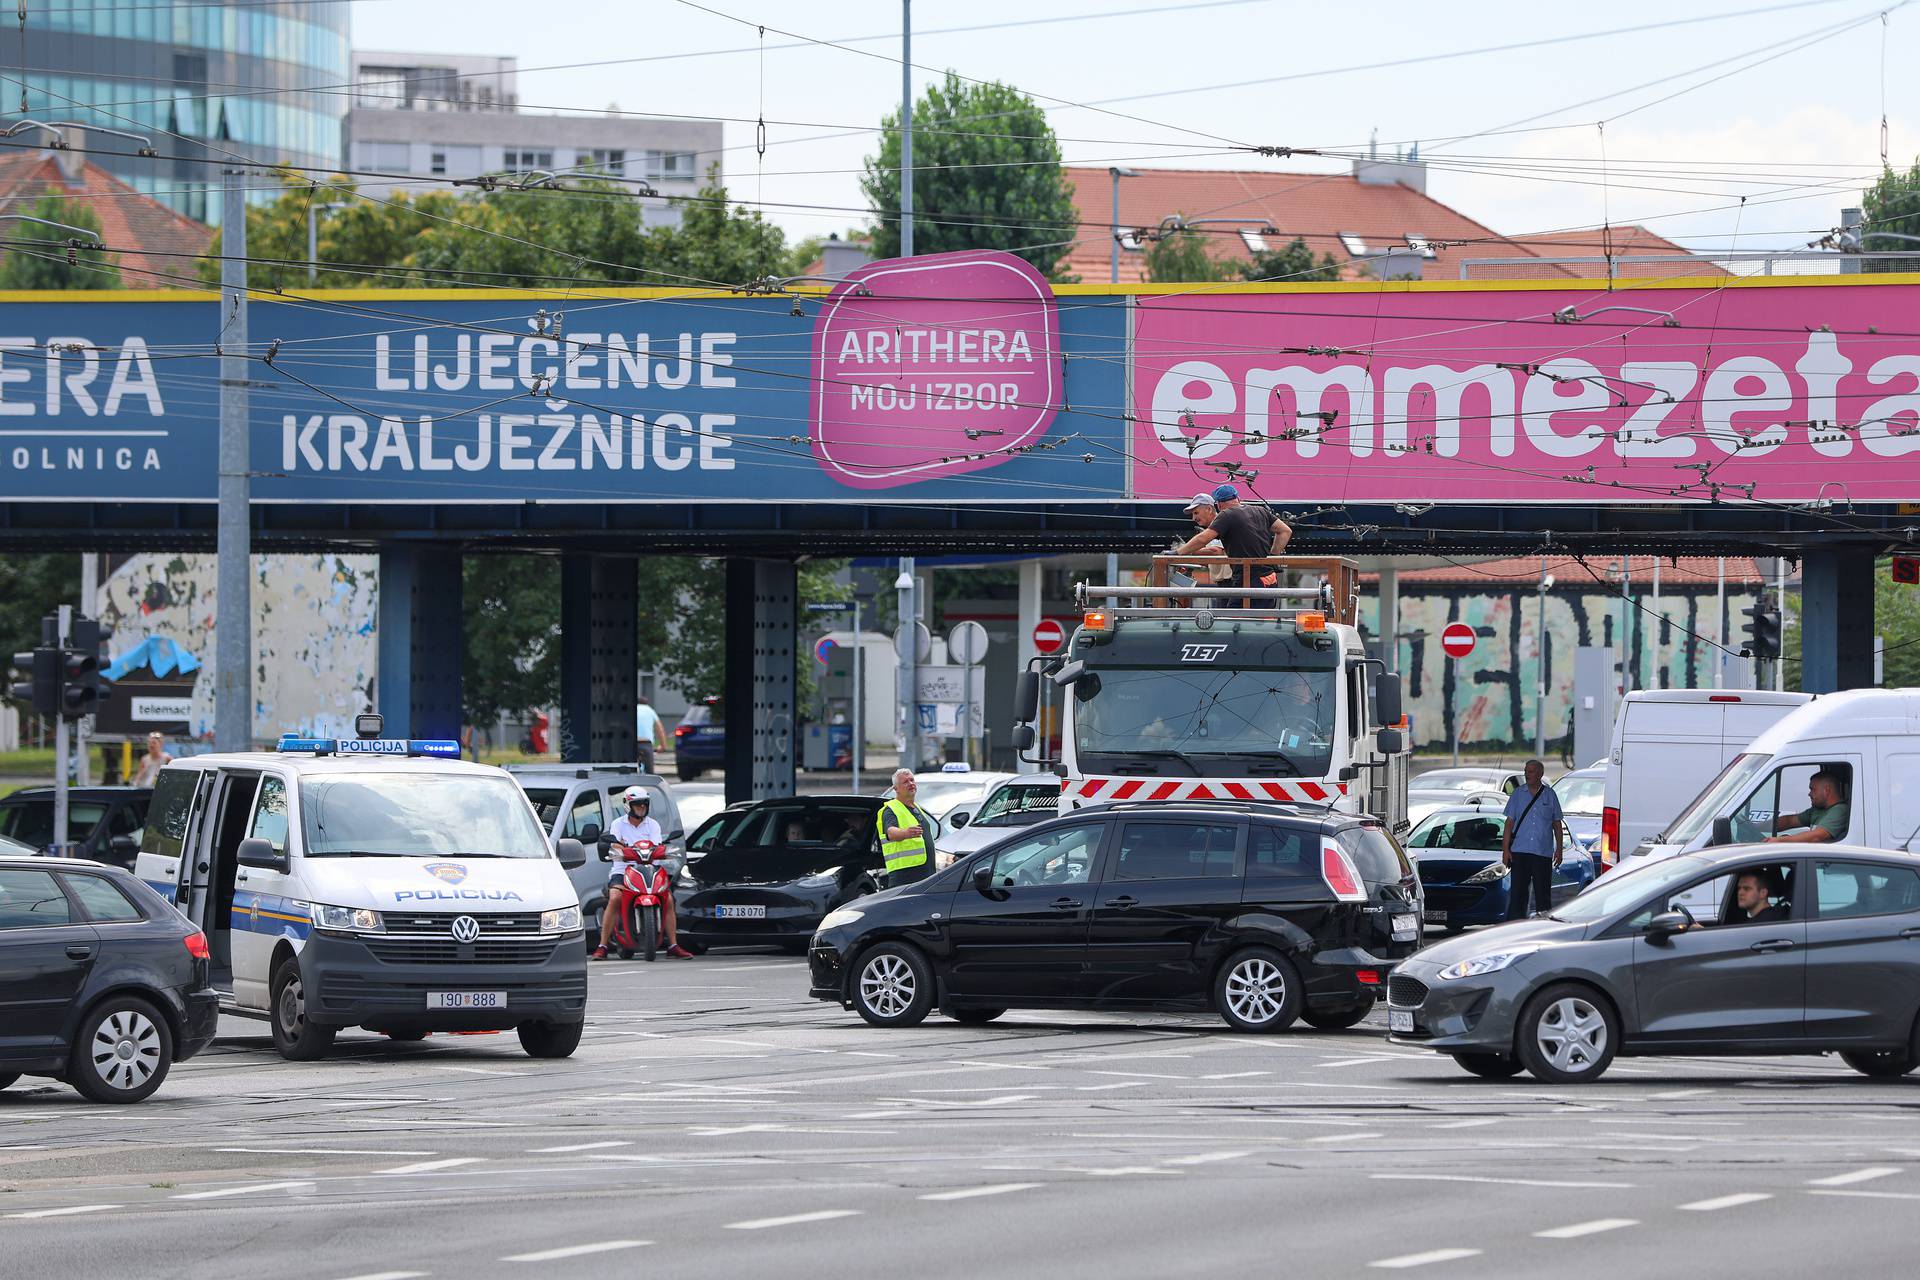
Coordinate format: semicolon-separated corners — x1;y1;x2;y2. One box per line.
1501;759;1566;920
635;696;666;774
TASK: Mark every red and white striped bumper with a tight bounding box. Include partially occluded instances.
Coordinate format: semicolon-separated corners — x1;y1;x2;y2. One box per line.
1065;777;1350;805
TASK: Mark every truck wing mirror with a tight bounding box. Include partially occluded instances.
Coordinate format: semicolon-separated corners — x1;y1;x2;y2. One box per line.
1051;660;1086;687
1376;728;1404;755
1709;816;1735;848
556;837;588;870
1014;670;1040;723
236;837;288;875
1374;672;1403;727
1012;725;1036;751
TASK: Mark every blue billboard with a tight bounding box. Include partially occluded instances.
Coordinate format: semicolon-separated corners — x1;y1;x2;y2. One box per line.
0;262;1128;506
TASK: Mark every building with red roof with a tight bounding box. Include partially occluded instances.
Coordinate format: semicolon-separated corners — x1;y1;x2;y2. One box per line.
0;142;213;288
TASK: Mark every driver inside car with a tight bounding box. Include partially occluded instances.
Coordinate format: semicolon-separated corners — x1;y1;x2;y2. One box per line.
1726;868;1788;924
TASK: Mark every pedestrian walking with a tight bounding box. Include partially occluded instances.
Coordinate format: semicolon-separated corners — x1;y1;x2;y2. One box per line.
131;732;173;787
635;695;666;774
1501;759;1566;919
876;767;934;887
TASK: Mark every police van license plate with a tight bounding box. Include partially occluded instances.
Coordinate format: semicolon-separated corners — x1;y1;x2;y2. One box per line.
1391;914;1420;941
715;904;767;919
1389;1008;1415;1034
427;991;506;1010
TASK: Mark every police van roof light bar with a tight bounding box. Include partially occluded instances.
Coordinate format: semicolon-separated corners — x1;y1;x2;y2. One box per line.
276;735;461;758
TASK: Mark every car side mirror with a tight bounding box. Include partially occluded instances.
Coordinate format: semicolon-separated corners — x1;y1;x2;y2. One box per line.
108;834;138;858
556;837;587;870
951;812;970;829
669;828;685;841
1709;816;1735;847
972;863;996;894
1376;728;1404;755
1647;909;1690;938
577;822;601;845
236;837;288;874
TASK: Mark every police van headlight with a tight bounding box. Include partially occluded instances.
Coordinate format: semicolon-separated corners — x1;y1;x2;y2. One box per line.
311;903;384;934
540;905;582;934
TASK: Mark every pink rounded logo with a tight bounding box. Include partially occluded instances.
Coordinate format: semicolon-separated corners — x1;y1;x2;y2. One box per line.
811;249;1064;490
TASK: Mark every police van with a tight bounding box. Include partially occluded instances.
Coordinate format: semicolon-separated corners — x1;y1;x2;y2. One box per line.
133;717;590;1061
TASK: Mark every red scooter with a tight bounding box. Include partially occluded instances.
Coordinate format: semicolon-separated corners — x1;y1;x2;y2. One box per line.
608;840;671;961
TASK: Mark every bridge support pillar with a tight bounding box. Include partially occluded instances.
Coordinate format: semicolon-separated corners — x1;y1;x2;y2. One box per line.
1798;549;1875;693
724;558;797;804
377;547;464;741
560;554;638;763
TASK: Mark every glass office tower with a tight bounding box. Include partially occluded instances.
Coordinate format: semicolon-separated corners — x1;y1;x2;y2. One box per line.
8;1;350;224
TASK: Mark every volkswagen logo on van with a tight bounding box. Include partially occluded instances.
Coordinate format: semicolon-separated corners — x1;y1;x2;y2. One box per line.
449;915;481;944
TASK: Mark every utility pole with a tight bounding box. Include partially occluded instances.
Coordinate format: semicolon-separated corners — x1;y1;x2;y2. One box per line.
1775;558;1788;692
899;0;913;257
216;167;252;752
897;558;918;773
76;553;96;785
1533;556;1550;757
851;596;864;794
1715;556;1726;688
53;608;70;852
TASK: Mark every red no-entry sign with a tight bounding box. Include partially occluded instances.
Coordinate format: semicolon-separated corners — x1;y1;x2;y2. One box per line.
1033;619;1067;654
1441;622;1477;659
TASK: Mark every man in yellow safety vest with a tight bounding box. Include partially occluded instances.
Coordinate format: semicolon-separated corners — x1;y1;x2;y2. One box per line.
876;767;934;886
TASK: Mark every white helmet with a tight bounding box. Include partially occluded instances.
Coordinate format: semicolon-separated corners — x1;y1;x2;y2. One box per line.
621;786;651;809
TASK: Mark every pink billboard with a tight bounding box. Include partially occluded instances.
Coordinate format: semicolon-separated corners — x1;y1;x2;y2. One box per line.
1131;281;1920;504
811;249;1064;490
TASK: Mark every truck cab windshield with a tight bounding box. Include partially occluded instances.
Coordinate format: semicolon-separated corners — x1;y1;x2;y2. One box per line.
302;774;554;859
1074;667;1336;778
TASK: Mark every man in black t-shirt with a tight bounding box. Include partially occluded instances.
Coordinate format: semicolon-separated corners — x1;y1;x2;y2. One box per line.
1175;484;1292;601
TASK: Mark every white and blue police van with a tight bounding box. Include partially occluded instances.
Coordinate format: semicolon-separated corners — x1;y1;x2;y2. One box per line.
133;716;590;1061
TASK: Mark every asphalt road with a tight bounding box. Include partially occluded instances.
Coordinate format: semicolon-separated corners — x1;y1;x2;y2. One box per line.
3;950;1918;1279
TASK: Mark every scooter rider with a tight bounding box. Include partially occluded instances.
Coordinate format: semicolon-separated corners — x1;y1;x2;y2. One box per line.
592;787;693;960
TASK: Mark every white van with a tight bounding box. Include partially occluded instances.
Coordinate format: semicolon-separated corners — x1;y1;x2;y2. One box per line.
1624;688;1920;871
133;730;589;1062
1602;689;1811;865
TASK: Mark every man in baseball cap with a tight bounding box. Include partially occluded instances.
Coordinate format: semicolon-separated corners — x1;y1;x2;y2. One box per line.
1175;481;1292;603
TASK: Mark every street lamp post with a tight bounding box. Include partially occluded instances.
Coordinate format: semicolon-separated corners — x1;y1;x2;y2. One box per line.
1108;166;1138;283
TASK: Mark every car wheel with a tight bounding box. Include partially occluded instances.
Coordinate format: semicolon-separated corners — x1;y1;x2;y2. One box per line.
518;1020;583;1058
270;955;337;1062
852;943;934;1028
1515;983;1617;1083
948;1008;1005;1025
1451;1051;1525;1079
1214;948;1303;1034
1300;1003;1372;1031
69;996;173;1104
1841;1049;1918;1079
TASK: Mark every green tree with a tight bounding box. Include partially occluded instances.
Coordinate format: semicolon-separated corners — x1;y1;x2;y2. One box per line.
1144;226;1240;283
0;195;120;290
198;178;464;289
1242;235;1344;283
637;170;794;288
649;561;850;712
861;72;1079;278
0;554;78;704
1860;161;1920;274
1779;561;1920;690
463;556;561;732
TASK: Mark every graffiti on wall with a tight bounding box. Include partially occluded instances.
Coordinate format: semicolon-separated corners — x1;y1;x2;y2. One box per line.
1365;586;1766;752
97;554;378;743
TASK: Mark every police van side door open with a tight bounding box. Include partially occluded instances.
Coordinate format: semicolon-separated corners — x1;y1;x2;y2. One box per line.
231;770;299;1010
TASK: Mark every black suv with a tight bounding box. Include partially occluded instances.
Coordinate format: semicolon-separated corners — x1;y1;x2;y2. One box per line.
809;801;1422;1032
0;786;151;869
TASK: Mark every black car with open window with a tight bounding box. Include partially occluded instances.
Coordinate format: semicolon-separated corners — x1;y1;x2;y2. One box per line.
809;800;1422;1032
677;795;894;953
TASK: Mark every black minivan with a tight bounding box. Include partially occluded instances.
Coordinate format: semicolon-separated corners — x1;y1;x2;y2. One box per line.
808;801;1422;1032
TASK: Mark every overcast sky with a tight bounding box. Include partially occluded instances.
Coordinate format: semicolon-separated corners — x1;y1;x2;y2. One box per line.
357;0;1920;260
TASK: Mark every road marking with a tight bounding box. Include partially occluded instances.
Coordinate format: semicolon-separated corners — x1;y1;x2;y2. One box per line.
1809;1166;1903;1187
1307;1132;1384;1142
172;1181;314;1200
1085;1070;1189;1081
501;1241;650;1262
1680;1193;1773;1211
1429;1119;1498;1130
1200;1071;1269;1080
1648;1088;1714;1099
336;1272;430;1280
377;1157;485;1176
215;1148;439;1157
1534;1218;1639;1239
1374;1174;1633;1190
5;1204;120;1219
918;1183;1041;1201
1809;1189;1920;1201
1369;1248;1482;1269
1164;1151;1252;1166
725;1210;863;1230
434;1066;528;1077
529;1141;631;1153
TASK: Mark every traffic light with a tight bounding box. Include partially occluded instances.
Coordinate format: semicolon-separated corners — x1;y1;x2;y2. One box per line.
1744;603;1782;661
9;646;59;716
58;617;108;719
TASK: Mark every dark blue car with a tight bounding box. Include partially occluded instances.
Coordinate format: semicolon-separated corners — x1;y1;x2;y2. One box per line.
673;698;726;781
1405;803;1596;933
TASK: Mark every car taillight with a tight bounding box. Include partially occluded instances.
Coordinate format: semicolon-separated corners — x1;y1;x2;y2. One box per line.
1321;844;1367;902
1355;969;1381;986
1600;806;1620;869
675;724;693;737
183;931;209;959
